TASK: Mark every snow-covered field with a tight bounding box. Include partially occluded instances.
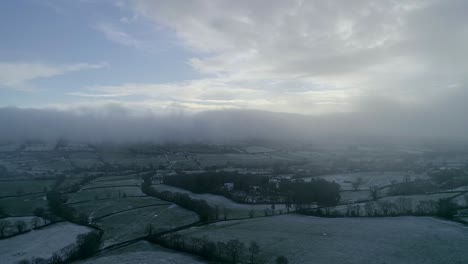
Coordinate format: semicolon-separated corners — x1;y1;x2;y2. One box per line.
153;184;288;218
68;186;145;203
71;196;168;219
177;215;468;264
77;241;206;264
0;222;92;263
98;205;199;248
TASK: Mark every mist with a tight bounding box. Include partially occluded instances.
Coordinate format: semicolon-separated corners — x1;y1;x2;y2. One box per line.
2;87;468;145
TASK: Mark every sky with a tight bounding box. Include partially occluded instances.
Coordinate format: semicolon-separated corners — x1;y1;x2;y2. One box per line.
1;0;468;143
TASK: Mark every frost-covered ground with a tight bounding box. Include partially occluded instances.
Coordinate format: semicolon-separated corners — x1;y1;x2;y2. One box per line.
98;204;198;248
77;241;206;264
177;215;468;264
71;196;168;219
82;178;141;189
153;184;288;218
68;186;145;203
0;222;92;263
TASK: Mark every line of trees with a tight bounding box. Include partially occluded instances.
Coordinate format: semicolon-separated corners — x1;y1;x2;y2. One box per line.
142;174;215;221
149;233;279;264
302;198;458;219
46;191;88;225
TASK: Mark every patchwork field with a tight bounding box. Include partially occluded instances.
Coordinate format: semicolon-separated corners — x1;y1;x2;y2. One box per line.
176;215;468;264
98;204;199;248
0;222;93;264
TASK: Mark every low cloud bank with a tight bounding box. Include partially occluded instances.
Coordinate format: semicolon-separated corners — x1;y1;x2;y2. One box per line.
1;97;468;145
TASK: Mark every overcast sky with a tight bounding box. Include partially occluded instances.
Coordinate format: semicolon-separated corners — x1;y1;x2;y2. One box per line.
1;0;468;142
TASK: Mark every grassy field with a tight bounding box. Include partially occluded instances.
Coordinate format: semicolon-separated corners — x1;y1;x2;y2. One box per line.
153;184;288;219
77;241;206;264
0;193;47;216
82;178;141;189
176;214;468;264
0;180;55;197
0;222;92;264
67;186;145;203
339;190;371;203
98;205;199;248
71;196;169;219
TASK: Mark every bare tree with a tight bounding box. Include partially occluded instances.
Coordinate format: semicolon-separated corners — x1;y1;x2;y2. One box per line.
0;220;10;237
276;255;289;264
369;186;379;201
248;209;254;218
30;217;41;229
226;239;245;264
364;202;375;216
352;177;365;191
248;241;260;264
223;206;230;220
15;220;27;233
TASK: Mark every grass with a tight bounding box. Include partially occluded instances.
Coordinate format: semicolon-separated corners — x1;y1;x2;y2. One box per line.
67;186;145;203
98;205;199;248
176;214;468;264
71;196;168;219
0;180;55;197
0;222;92;264
0;193;47;216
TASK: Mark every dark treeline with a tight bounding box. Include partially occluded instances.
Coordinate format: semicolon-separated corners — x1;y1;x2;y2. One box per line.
165;171;268;194
148;233;281;264
46;191;89;225
142;174;214;221
280;180;341;208
428;169;468;189
301;198;458;220
17;231;101;264
164;172;341;207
